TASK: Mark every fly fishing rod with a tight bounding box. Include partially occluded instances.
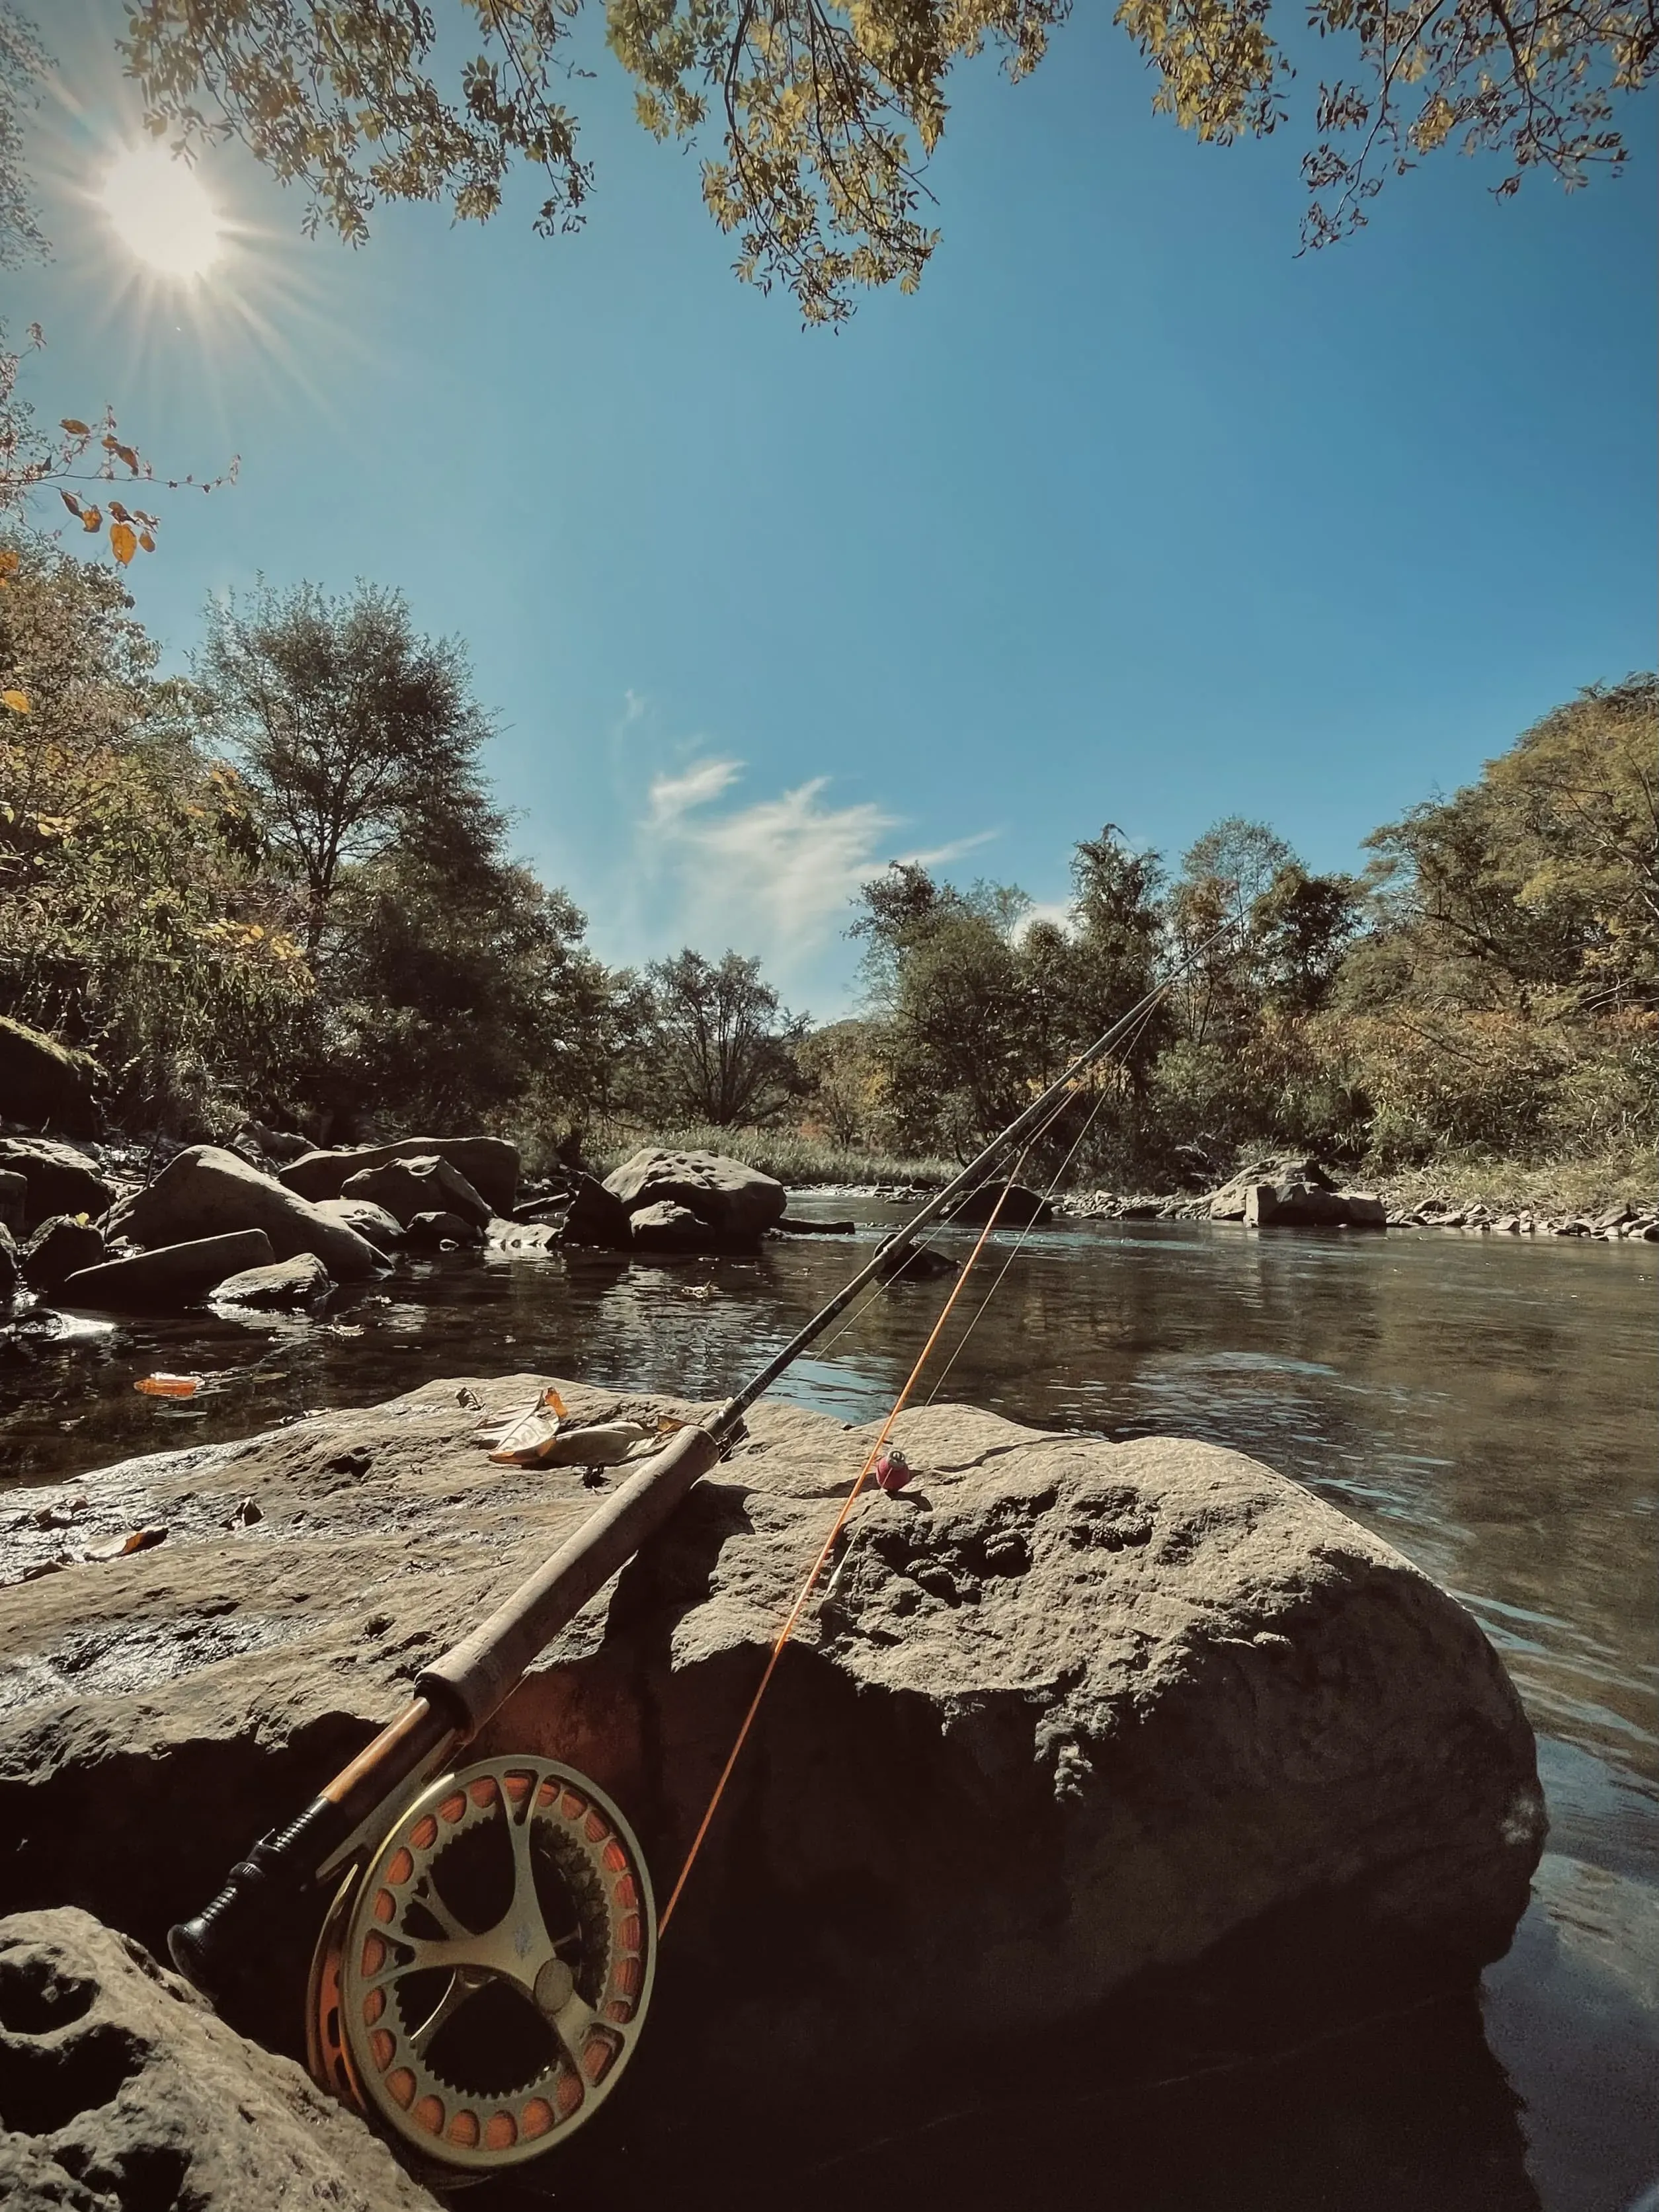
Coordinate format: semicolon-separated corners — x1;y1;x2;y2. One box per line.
169;937;1229;2180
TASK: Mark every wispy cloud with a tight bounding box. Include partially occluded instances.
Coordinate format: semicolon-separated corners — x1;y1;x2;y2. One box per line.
647;757;745;825
638;758;903;972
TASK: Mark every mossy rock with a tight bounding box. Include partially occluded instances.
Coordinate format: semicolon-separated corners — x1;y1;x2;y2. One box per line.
0;1016;99;1136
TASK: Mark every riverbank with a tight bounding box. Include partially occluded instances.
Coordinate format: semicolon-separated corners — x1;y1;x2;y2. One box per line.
593;1125;1655;1234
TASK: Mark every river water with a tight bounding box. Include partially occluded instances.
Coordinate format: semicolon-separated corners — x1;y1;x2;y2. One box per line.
3;1206;1655;2209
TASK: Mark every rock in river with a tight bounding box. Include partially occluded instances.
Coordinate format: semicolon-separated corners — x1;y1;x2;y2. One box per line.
339;1154;492;1232
0;1908;442;2211
280;1137;519;1216
313;1196;405;1250
604;1148;786;1246
59;1230;277;1312
209;1252;334;1312
104;1146;384;1282
0;1376;1544;2142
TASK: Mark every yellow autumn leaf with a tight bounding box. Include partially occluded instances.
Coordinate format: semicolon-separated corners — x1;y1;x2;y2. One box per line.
80;506;102;533
110;522;138;566
59;418;90;436
1;689;30;713
139;531;156;553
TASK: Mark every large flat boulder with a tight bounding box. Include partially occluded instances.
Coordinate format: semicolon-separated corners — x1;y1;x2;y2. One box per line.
603;1149;786;1245
0;1140;115;1234
280;1138;518;1215
104;1147;384;1281
0;1016;99;1137
60;1230;278;1312
0;1908;442;2211
0;1376;1543;2137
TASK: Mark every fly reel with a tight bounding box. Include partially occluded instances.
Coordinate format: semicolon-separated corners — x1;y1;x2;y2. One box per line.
306;1756;655;2179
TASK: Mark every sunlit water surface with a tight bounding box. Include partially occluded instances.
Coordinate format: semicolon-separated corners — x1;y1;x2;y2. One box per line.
4;1208;1654;2211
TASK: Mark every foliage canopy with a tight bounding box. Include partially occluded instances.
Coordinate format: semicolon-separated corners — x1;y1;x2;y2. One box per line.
122;0;1658;323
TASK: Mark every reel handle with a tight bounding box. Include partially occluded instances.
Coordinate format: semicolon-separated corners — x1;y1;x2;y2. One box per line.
170;1695;461;2001
169;1795;346;1998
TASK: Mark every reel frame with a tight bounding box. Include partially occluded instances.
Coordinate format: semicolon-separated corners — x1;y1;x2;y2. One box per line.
307;1755;655;2177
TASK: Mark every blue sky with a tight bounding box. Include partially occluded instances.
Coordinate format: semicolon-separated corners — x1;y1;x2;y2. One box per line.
14;0;1657;1013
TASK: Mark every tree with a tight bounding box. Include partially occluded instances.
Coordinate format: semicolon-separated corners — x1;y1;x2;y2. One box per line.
317;849;616;1136
196;580;497;960
1354;674;1657;1017
0;537;310;1127
631;949;807;1126
122;0;1654;327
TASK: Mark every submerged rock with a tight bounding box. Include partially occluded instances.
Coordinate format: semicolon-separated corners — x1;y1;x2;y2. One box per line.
604;1149;786;1247
0;1376;1543;2139
58;1229;277;1312
0;1908;442;2211
210;1253;334;1312
104;1147;384;1281
280;1138;519;1216
403;1207;483;1248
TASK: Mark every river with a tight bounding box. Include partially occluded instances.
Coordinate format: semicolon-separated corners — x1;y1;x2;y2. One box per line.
3;1206;1655;2210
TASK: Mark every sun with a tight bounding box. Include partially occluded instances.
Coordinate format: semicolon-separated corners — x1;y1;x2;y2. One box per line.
101;144;225;280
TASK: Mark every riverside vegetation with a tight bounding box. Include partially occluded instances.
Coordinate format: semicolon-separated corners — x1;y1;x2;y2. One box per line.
1;538;1654;1218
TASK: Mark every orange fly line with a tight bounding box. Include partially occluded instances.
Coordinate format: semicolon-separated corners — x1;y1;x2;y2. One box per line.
655;1150;1035;1936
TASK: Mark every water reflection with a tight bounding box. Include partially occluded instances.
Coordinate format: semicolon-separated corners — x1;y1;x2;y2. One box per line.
4;1209;1656;2211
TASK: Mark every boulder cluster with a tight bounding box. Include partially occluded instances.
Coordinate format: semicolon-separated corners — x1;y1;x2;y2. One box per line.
0;1130;800;1323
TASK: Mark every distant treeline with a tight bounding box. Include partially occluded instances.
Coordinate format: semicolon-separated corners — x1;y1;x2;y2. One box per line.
2;539;1654;1183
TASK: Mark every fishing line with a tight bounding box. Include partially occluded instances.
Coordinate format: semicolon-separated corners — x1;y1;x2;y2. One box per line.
655;1151;1033;1937
922;984;1172;1403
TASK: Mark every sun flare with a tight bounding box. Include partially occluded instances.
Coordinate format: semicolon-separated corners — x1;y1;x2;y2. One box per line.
101;144;225;280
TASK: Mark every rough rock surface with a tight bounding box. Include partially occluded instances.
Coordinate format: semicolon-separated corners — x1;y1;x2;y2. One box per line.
1206;1156;1385;1228
0;1376;1543;2129
19;1219;106;1296
403;1208;483;1247
281;1138;519;1215
629;1199;708;1249
0;1909;442;2211
0;1017;99;1137
59;1230;277;1312
209;1253;333;1310
0;1222;15;1302
0;1142;115;1235
946;1179;1055;1228
104;1147;384;1281
340;1154;491;1231
603;1149;787;1246
314;1195;405;1249
550;1170;631;1248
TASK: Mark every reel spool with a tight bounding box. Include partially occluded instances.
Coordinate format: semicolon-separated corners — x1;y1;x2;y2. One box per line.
307;1756;655;2178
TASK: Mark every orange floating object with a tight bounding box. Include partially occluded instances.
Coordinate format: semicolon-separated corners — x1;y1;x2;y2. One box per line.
135;1373;202;1399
